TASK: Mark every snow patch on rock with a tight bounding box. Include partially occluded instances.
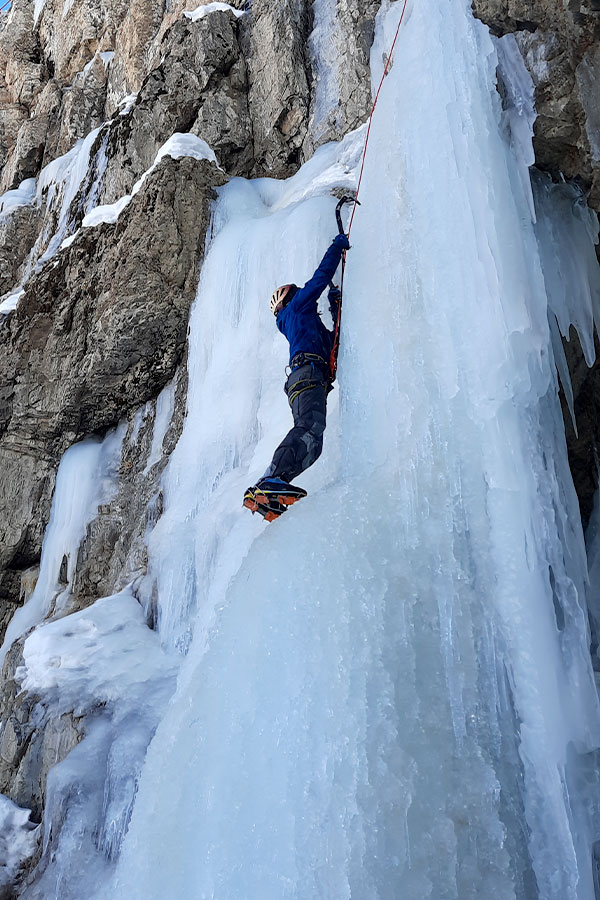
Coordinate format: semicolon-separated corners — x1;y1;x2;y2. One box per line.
184;3;245;22
82;133;219;229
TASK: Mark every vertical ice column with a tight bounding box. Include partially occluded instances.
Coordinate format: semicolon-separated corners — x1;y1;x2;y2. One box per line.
1;428;124;664
343;0;600;897
94;2;600;899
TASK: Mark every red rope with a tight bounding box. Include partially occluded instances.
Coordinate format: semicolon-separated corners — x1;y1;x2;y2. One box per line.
330;0;409;381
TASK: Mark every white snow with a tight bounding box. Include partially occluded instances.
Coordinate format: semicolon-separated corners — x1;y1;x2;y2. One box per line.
83;51;115;75
0;287;24;315
18;591;174;710
0;795;38;892
153;131;218;167
184;3;245;22
33;0;45;23
118;93;138;116
59;231;79;250
82;193;130;228
83;133;218;229
15;590;177;899
0;178;36;219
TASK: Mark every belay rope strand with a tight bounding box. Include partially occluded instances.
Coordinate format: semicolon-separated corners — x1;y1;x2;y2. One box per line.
329;0;410;382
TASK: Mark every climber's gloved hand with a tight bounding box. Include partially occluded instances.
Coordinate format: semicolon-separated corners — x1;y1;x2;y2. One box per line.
328;284;341;320
333;233;350;251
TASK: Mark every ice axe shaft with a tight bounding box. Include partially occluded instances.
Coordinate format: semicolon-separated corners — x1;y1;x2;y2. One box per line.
335;196;359;235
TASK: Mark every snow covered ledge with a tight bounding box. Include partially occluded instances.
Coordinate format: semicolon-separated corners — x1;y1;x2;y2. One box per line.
79;134;222;233
184;3;245;23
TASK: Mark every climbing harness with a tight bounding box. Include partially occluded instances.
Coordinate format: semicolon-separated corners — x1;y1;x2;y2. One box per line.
285;357;329;406
330;0;410;381
290;352;329;373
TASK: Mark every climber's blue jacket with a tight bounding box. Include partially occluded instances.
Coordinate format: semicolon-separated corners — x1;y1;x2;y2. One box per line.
276;234;349;367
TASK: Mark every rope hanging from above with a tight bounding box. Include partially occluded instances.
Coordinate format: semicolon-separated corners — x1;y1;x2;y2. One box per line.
330;0;410;382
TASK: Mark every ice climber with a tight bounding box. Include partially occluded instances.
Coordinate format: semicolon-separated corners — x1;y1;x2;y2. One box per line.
243;231;351;521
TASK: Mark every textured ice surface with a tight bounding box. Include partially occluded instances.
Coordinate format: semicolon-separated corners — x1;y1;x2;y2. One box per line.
96;1;600;898
16;590;177;900
0;795;38;892
36;127;102;260
308;0;345;143
6;0;600;897
143;379;176;475
496;33;537;220
0;428;125;665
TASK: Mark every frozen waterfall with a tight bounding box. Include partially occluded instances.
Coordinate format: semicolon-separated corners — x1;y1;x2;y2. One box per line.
9;0;600;897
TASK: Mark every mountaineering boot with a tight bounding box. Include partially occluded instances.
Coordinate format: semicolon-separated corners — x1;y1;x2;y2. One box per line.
243;477;307;522
254;477;307;507
243;486;287;522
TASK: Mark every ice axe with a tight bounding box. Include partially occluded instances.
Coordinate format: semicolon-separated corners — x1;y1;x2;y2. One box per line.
329;196;357;293
335;195;359;235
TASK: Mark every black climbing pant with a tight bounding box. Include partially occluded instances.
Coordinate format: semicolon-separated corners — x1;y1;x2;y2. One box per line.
264;363;329;483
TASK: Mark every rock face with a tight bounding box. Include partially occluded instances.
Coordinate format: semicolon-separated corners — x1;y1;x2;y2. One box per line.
100;10;252;202
0;204;41;296
0;154;225;639
0;639;82;824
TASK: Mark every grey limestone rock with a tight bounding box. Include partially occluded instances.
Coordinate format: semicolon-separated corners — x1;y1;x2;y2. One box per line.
52;54;110;160
0;640;83;823
100;9;251;203
241;0;311;176
106;0;166;111
304;0;379;154
0;154;226;638
0;204;42;297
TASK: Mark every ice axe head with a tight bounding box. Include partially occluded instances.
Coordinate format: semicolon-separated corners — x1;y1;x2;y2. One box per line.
335;196;360;234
